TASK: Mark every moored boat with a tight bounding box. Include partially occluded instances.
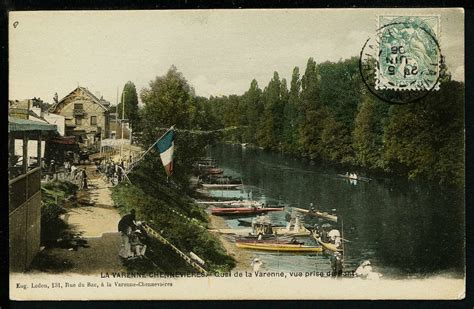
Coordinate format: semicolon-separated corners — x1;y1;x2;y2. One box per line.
207;168;224;175
229;200;263;208
201;183;241;189
235;241;322;252
294;207;338;222
236;238;303;245
314;236;343;252
211;206;284;216
272;225;312;237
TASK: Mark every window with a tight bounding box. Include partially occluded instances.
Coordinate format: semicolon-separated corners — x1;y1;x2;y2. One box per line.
90;116;97;125
74;103;83;110
75;117;82;125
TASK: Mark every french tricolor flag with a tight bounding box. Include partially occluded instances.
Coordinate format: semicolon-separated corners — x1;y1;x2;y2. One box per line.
156;128;175;176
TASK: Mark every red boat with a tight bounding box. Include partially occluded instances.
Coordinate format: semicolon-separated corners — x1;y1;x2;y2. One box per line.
211;206;284;216
207;168;224;175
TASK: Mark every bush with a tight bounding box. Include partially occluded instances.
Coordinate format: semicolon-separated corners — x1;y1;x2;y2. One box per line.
40;180;78;244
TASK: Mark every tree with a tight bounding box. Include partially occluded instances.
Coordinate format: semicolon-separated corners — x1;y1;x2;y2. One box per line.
353;97;378;168
298;57;324;158
139;66;215;188
257;72;285;150
242;79;263;143
383;80;464;186
282;66;301;153
117;81;140;131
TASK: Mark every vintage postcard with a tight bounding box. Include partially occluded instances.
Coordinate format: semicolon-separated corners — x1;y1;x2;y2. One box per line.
8;8;465;300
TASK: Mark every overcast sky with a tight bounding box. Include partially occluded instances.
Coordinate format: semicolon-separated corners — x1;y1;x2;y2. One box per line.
9;9;464;104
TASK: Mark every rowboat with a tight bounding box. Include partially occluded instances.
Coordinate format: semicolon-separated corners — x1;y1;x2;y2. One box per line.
294;207;337;222
313;236;343;252
272;225;312;237
201;183;241;189
229;200;264;208
207;168;224;175
236;238;303;245
337;174;371;182
211;207;284;216
236;241;322;252
237;218;284;227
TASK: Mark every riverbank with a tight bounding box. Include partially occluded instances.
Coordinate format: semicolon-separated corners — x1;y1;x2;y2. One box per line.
207;214;254;271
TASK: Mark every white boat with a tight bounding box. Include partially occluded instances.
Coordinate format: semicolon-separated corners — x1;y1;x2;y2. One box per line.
201;183;241;189
229;200;263;208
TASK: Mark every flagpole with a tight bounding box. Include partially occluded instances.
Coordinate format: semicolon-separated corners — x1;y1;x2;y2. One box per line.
125;125;175;175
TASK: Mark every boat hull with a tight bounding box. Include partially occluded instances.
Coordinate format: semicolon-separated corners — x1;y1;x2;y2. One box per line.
211;207;284;216
236;242;322;252
272;226;311;236
294;207;337;222
314;237;343;252
202;184;241;189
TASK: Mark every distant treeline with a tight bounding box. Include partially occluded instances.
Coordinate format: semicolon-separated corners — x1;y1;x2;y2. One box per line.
200;57;464;187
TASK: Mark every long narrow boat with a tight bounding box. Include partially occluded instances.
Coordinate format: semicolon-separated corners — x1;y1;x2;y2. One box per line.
313;236;343;252
201;183;241;189
337;174;371;182
236;238;303;245
207;168;224;175
272;225;312;237
294;207;338;222
237;218;285;227
236;241;322;252
211;207;284;216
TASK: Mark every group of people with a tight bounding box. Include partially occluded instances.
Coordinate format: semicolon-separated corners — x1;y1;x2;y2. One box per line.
97;159;127;185
118;209;148;260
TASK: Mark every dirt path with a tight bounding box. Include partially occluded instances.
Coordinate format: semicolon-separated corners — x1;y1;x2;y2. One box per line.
67;166;121;237
30;165;126;274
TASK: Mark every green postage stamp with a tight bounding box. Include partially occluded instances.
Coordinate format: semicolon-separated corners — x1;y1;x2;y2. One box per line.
376;15;441;91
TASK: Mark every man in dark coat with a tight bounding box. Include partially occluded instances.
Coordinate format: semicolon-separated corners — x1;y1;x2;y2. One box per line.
118;209;137;259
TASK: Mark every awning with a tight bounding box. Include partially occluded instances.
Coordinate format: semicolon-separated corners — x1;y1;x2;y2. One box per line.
8;117;58;133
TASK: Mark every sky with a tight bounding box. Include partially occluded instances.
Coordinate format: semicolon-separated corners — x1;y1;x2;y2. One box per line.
9;9;464;104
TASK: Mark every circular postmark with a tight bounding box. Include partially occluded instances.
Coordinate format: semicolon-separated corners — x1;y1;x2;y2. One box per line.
359;16;446;105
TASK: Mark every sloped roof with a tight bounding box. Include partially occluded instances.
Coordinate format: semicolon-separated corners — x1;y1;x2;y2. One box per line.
49;86;109;113
8;117;58;133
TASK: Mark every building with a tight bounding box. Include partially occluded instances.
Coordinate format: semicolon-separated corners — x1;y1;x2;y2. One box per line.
109;112;131;140
49;87;111;147
9;117;58;272
9;99;66;136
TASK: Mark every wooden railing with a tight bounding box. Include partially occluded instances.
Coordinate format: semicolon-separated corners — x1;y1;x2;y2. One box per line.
142;224;208;275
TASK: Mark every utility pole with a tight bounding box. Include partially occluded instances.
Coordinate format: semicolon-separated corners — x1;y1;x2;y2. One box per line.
120;89;125;160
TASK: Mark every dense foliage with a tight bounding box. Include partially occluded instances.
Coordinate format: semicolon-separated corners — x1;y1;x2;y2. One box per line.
202;57;464;187
139;66;221;189
40;181;78;244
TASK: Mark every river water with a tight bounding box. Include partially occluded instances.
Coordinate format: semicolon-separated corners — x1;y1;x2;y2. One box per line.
208;144;465;278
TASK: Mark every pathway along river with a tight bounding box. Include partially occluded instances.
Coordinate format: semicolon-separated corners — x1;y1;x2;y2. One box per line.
208;144;464;279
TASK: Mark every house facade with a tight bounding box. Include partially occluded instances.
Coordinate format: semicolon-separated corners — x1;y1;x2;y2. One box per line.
49;87;110;147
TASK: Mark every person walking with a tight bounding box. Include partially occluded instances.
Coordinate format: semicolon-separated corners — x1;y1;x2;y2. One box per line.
81;169;88;190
